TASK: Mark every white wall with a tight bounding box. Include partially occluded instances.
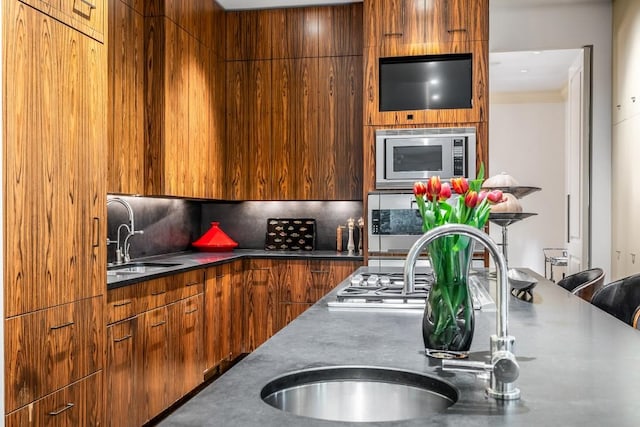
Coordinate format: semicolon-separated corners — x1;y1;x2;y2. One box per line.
489;95;566;275
490;1;613;275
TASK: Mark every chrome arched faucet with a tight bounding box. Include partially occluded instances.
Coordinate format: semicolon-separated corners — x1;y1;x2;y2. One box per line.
403;223;521;400
107;197;144;264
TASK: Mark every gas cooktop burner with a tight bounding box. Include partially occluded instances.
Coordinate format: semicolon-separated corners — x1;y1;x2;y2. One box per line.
336;272;433;302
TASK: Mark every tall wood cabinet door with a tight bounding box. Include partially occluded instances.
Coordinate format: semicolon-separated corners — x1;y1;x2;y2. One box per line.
4;1;106;317
245;260;277;351
247;61;272;200
169;294;205;403
318;56;363;200
444;0;489;42
230;261;246;358
5;296;104;413
204;266;220;371
106;318;141;427
6;371;104;427
141;306;169;423
225;61;250;199
108;0;145;194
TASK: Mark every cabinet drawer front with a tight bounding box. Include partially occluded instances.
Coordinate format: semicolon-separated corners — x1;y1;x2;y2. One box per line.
19;0;105;42
137;277;169;312
5;297;104;412
6;371;103;427
171;269;205;301
106;285;138;324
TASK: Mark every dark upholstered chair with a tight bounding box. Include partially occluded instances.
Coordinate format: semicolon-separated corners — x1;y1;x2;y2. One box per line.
591;273;640;329
556;267;605;302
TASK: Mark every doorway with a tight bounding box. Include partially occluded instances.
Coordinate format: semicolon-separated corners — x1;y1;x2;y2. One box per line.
488;47;591;276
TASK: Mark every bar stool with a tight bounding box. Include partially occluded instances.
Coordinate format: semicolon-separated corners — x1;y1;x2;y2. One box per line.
556;267;604;302
591;273;640;329
543;248;568;282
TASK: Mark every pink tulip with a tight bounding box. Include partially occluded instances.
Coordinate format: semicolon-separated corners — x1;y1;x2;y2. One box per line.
439;183;452;201
487;190;504;204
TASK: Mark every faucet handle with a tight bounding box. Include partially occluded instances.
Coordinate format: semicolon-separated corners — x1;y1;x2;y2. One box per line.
134;230;144;235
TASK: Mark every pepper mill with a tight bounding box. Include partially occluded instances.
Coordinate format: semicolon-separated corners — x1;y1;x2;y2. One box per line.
347;217;355;255
357;217;364;255
336;225;345;252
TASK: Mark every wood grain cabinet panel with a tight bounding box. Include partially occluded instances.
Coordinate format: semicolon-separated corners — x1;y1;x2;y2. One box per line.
169;294;204;402
4;0;106;317
141;306;170;423
106;318;141;427
108;0;145;194
6;372;103;427
204;264;234;373
245;260;277;351
318;3;363;57
19;0;106;42
224;4;363;201
230;261;246;358
226;10;272;60
4;297;104;413
106;284;138;324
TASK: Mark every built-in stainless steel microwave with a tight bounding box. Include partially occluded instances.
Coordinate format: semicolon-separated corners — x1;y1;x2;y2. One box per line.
375;127;476;189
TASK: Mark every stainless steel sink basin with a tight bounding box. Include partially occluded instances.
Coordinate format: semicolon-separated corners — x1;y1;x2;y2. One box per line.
107;262;181;275
261;366;458;422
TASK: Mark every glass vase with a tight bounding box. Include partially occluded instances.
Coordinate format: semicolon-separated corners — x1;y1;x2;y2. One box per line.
423;234;475;358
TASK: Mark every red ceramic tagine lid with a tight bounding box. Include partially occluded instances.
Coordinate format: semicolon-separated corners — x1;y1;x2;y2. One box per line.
192;222;238;252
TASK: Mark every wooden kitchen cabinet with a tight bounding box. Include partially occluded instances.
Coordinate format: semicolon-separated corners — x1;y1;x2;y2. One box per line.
224;5;363;201
106;317;142;427
144;9;226;199
105;271;206;425
5;296;105;413
204;263;236;374
141;306;170;422
245;259;278;351
4;0;107;423
276;259;361;330
230;261;247;358
169;294;205;402
364;0;487;50
6;372;104;427
19;0;106;42
108;0;145;194
4;0;106;317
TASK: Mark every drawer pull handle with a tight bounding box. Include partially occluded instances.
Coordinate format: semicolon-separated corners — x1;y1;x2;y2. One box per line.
114;334;132;343
151;290;166;296
215;274;225;279
447;28;467;33
185;308;198;314
310;270;329;274
151;321;166;328
49;403;74;416
113;300;132;307
185;281;200;287
50;321;74;330
80;0;96;9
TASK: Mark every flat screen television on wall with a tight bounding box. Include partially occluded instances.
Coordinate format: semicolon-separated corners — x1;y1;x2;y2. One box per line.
379;53;473;112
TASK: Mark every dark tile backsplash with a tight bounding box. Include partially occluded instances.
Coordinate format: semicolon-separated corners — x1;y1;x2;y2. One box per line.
107;196;201;263
200;201;363;251
107;196;363;263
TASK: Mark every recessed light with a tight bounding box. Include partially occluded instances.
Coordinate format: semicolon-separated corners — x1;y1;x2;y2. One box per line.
520;69;529;73
532;51;541;55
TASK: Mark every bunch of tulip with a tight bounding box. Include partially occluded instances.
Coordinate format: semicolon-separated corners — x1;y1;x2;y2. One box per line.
413;166;505;353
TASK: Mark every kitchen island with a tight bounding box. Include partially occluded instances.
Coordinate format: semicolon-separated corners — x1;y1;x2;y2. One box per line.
159;267;640;426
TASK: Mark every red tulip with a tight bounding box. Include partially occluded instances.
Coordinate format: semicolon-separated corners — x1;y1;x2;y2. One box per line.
451;177;469;195
439;183;452;201
426;176;441;201
487;189;504;204
413;181;427;197
464;190;479;208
